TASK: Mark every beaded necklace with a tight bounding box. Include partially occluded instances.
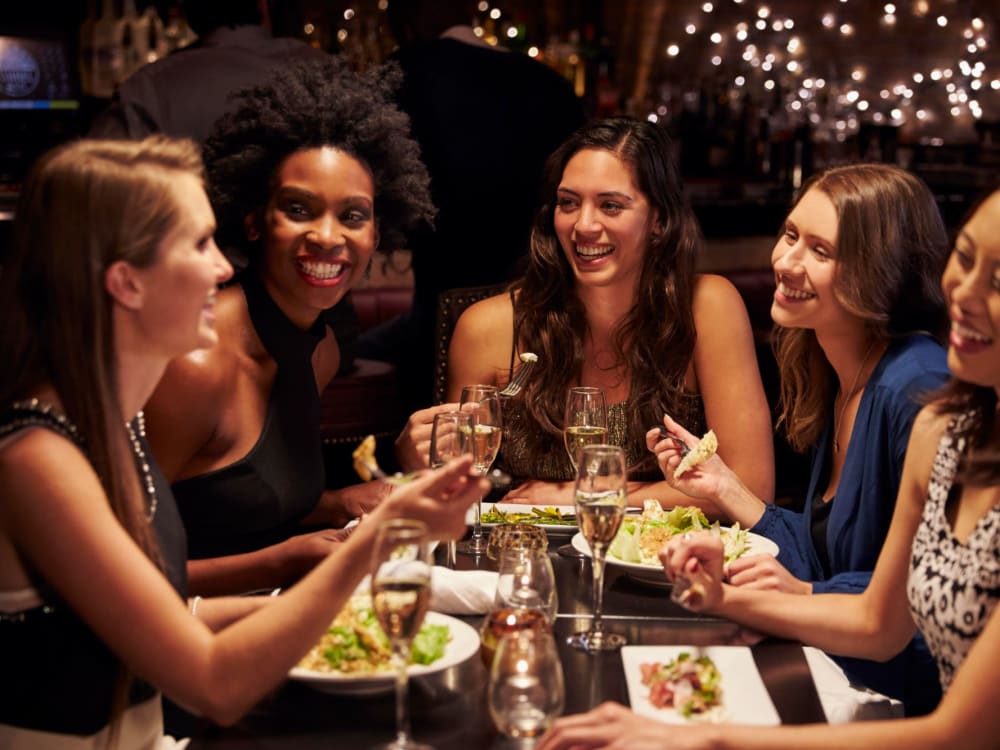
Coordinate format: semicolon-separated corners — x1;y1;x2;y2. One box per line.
125;411;157;521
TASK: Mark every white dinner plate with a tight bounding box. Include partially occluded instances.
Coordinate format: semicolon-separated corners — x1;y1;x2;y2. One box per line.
471;503;578;536
621;645;780;725
288;612;480;695
570;530;780;587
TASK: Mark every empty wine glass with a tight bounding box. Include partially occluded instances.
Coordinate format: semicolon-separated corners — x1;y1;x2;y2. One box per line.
480;547;559;667
457;384;502;556
488;629;564;748
563;387;607;472
370;519;434;750
429;411;474;568
567;444;627;653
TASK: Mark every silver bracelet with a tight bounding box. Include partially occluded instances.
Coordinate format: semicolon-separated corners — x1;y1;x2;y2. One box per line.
189;595;202;618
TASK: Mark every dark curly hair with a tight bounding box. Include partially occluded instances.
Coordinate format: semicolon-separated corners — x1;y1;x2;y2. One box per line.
512;117;703;463
203;57;434;263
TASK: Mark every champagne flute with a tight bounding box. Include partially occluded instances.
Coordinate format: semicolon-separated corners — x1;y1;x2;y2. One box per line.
558;387;608;559
429;411;474;567
370;519;434;750
488;629;565;748
563;387;607;471
567;444;627;652
457;384;502;556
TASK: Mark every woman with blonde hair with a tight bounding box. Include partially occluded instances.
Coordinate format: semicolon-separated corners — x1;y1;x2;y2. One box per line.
0;136;483;747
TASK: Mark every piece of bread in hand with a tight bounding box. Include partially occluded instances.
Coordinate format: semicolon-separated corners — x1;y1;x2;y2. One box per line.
673;429;718;479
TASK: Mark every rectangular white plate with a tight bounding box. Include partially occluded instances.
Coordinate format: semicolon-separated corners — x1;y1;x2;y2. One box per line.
621;645;780;725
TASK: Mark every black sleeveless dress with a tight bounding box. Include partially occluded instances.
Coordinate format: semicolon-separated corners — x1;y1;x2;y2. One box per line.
171;271;328;559
0;400;188;736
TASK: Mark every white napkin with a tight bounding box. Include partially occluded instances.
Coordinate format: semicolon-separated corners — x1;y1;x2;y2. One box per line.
803;647;904;724
429;566;499;615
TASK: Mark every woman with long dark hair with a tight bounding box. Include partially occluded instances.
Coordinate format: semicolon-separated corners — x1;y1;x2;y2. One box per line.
447;117;774;509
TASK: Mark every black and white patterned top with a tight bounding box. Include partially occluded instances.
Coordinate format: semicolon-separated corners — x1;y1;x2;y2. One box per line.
907;408;1000;691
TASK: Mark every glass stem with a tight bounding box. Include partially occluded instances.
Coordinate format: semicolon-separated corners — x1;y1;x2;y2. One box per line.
591;548;606;635
472;493;484;541
393;642;411;746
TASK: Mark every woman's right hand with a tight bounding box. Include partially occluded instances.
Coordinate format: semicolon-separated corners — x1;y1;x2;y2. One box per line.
645;414;732;503
659;531;727;613
375;455;487;540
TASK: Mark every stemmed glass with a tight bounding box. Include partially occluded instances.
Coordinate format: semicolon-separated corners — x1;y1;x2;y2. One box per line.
479;547;558;667
563;387;608;471
567;444;627;652
457;384;502;556
370;519;434;750
558;387;608;558
429;410;474;567
488;629;565;748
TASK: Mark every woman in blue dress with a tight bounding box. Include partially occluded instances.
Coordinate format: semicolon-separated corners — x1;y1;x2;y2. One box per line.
542;184;1000;750
649;163;950;714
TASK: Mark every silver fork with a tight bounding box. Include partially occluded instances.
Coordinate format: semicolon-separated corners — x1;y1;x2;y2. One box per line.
655;427;691;457
499;353;538;397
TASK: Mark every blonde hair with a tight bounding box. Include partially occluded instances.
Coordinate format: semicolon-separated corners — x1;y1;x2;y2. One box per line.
0;136;205;736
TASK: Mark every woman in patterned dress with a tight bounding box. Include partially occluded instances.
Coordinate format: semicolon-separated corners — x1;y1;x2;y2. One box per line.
538;188;1000;749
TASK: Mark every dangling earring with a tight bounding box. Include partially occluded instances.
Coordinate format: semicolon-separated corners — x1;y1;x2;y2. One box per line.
246;226;260;242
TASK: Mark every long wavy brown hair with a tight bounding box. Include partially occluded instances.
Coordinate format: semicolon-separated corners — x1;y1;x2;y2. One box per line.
0;136;204;735
511;117;703;459
774;163;950;452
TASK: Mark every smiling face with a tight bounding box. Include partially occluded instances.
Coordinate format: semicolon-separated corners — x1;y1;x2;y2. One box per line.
553;148;659;291
136;173;233;356
942;190;1000;394
770;187;857;335
257;147;377;328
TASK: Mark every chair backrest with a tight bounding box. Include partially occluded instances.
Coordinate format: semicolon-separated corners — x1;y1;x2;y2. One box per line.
432;283;508;405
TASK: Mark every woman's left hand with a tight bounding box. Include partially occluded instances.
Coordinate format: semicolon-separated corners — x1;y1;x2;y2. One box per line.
502;479;575;506
725;554;813;595
537;702;709;750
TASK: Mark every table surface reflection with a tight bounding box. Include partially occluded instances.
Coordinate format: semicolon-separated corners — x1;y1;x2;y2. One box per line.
187;537;825;749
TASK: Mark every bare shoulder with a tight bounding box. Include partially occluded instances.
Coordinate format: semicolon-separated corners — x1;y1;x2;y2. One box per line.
691;273;748;319
447;293;514;397
907;404;951;460
454;293;514;338
900;403;951;499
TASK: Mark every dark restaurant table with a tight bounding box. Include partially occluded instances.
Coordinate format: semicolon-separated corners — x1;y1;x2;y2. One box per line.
186;537;826;749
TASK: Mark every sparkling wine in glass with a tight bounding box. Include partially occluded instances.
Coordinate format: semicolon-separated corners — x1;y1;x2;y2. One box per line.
370;519;434;750
563;387;607;471
458;384;502;556
429;411;473;567
567;444;627;653
488;629;564;747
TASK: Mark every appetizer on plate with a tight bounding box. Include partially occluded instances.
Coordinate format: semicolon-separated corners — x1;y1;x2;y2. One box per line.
609;501;749;565
481;504;575;526
641;652;723;718
297;594;450;675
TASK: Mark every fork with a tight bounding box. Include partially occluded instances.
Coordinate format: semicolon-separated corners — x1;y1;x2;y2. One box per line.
655;427;691;457
499;352;538;397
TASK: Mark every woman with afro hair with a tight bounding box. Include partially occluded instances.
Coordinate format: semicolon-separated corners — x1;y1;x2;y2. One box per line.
145;57;442;596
